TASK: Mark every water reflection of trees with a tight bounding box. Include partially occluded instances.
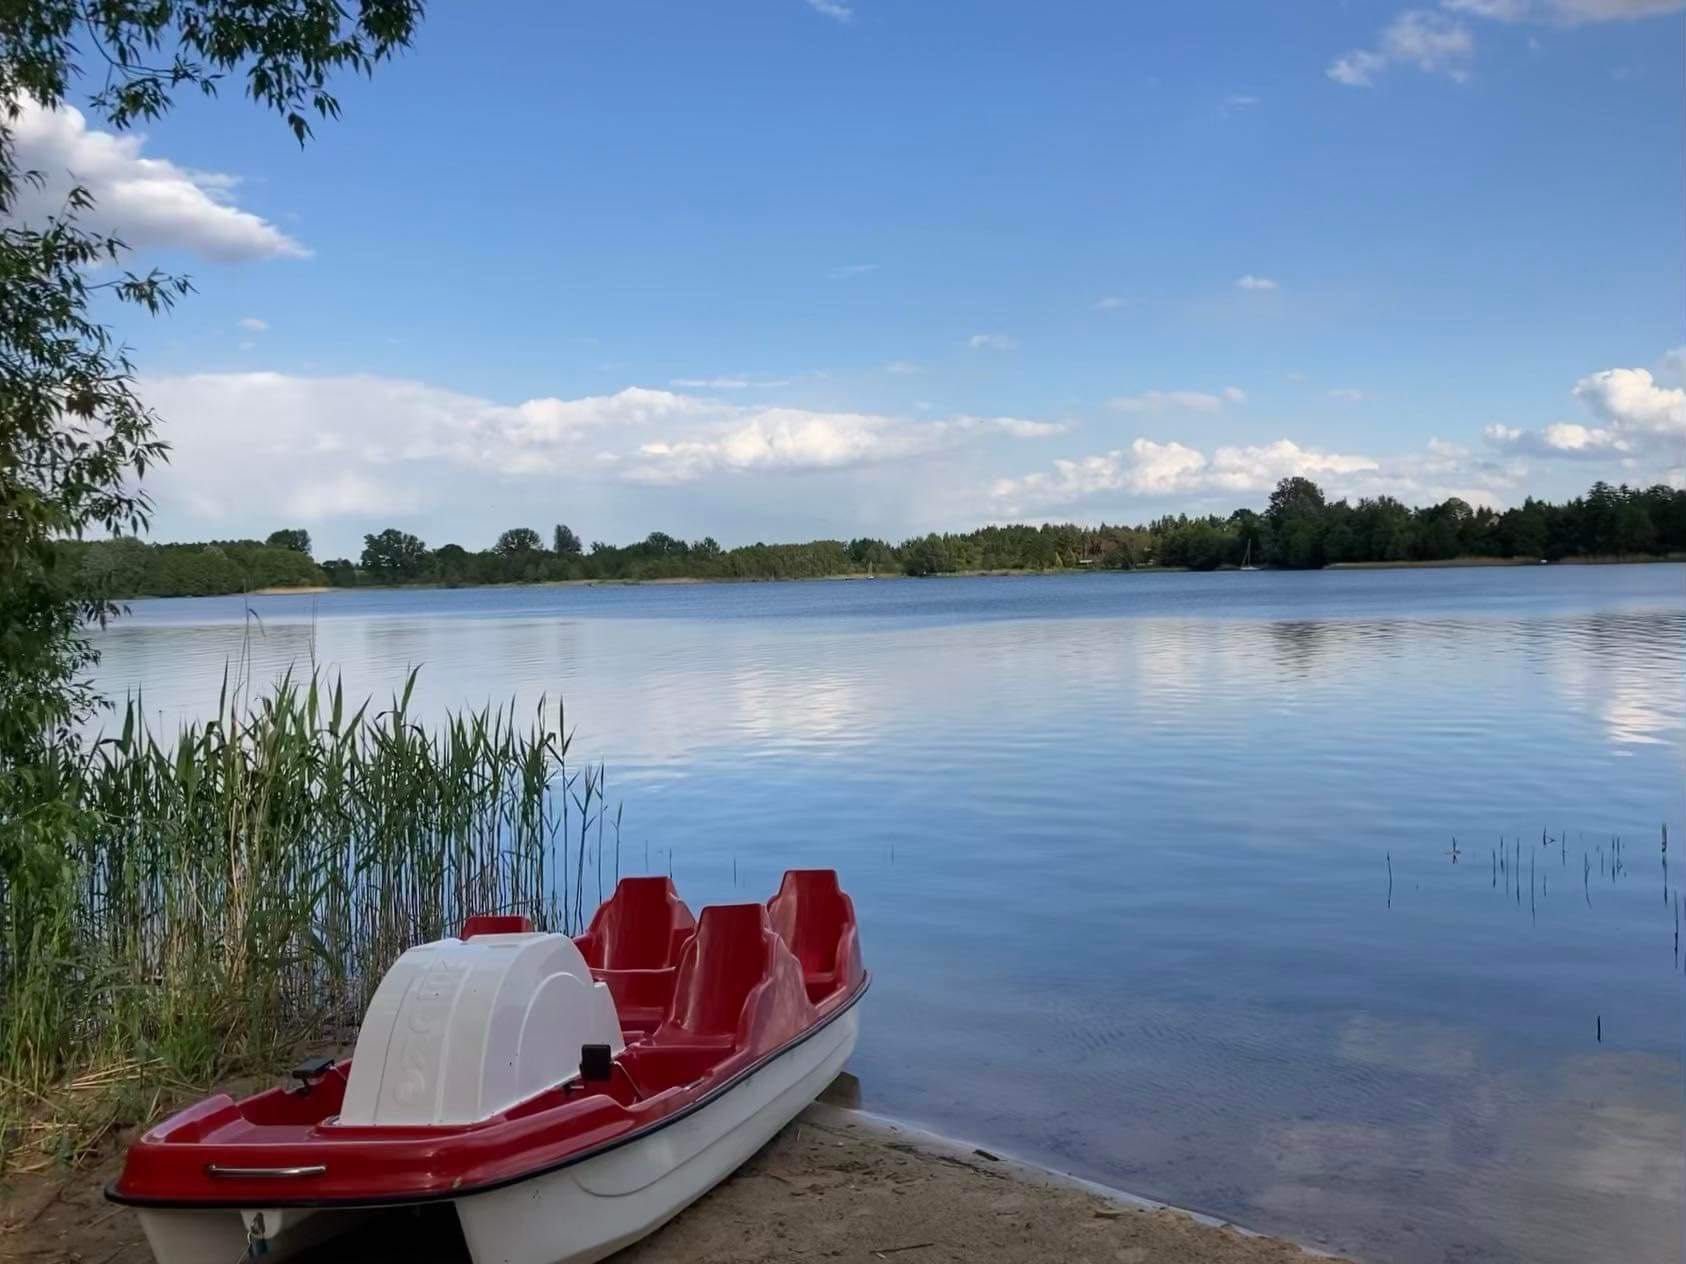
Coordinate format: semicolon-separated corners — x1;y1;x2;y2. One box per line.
1262;617;1413;674
1257;610;1684;727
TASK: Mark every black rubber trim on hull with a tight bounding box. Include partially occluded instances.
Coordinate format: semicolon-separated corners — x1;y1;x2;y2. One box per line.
105;975;868;1211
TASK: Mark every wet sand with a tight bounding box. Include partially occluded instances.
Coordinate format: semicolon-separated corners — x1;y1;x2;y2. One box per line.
1;1103;1348;1264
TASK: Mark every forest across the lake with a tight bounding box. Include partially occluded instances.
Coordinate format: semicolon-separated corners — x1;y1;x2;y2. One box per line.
58;477;1686;599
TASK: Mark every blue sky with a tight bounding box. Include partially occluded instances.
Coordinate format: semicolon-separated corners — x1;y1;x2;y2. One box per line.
19;0;1683;555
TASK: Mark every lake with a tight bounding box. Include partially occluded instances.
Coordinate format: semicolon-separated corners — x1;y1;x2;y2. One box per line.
89;564;1684;1264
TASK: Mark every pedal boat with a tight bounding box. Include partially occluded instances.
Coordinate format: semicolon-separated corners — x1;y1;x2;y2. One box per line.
107;869;866;1264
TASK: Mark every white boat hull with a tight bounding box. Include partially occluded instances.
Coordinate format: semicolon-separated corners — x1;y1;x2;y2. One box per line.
456;1004;859;1264
133;1004;859;1264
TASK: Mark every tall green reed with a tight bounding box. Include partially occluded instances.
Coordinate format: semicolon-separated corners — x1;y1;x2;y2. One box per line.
0;668;611;1160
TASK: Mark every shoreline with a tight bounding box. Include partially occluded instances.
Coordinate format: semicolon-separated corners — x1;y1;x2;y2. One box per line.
148;552;1686;603
5;1096;1353;1263
1324;553;1685;570
795;1102;1352;1260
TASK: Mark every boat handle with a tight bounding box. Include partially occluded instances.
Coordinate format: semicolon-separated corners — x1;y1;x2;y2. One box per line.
206;1164;327;1179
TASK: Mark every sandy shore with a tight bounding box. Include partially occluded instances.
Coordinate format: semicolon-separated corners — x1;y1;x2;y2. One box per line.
1;1100;1348;1264
618;1105;1352;1264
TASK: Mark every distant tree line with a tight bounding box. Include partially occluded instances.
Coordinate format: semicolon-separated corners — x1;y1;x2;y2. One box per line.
58;481;1686;599
59;530;326;599
326;481;1685;583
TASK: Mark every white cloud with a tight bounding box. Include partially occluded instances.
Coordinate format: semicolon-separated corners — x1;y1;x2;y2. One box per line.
136;372;1063;522
883;360;921;375
1235;274;1279;290
6;99;307;261
805;0;854;19
1092;295;1126;310
1329;49;1389;87
1446;0;1684;19
1335;0;1678;89
1484;421;1621;457
967;333;1018;351
629;411;1063;483
670;376;792;390
285;471;424;520
237;317;269;333
1328;11;1475;87
827;263;878;279
1442;0;1533;16
991;438;1383;512
140;374;708;518
987;430;1535;518
1223;94;1262;108
1390;9;1478;71
1107;387;1246;414
1328;388;1369;402
989;418;1067;439
133;360;1686;549
1123;440;1222;493
1550;0;1686;17
633;411;890;483
1483;359;1685;466
1574;366;1686;434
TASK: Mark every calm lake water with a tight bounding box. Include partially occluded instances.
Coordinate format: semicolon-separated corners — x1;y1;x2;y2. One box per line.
90;565;1684;1264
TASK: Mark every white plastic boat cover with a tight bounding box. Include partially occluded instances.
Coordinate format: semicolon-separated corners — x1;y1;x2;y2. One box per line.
338;932;624;1127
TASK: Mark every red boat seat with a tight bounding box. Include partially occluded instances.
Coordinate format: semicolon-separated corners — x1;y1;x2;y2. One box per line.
767;869;862;1004
575;878;697;1040
659;904;770;1039
575;877;696;970
650;904;817;1057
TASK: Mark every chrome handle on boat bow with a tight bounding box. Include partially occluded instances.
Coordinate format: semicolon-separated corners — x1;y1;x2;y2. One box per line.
205;1164;327;1179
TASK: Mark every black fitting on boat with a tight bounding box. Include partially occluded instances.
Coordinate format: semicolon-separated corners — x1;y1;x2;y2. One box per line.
288;1055;335;1094
579;1044;613;1084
